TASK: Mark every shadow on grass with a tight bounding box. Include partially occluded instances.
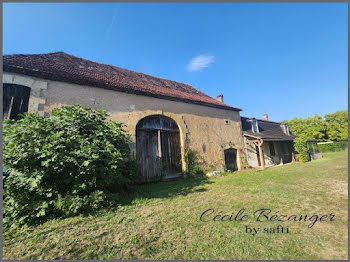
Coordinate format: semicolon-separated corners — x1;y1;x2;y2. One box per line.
119;175;213;205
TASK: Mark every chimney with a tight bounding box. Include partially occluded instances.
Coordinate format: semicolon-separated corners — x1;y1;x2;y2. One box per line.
263;114;268;121
217;94;223;102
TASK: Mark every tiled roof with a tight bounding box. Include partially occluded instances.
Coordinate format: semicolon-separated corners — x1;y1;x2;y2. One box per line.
241;117;296;141
3;52;241;112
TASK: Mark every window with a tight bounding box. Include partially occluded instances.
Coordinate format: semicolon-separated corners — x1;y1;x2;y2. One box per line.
251;119;259;133
285;125;289;135
3;84;31;120
269;142;275;156
282;124;290;135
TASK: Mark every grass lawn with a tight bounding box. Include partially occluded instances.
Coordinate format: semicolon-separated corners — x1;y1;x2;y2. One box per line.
3;150;348;260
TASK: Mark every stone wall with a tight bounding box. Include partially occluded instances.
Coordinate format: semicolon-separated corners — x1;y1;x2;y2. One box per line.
3;72;245;171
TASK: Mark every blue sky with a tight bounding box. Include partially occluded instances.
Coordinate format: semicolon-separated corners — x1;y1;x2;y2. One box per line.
3;3;348;121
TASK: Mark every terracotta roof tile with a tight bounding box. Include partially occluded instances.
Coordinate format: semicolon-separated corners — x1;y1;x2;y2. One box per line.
3;52;241;111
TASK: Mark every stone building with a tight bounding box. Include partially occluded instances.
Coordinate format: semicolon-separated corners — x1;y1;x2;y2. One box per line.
3;52;245;181
241;115;296;169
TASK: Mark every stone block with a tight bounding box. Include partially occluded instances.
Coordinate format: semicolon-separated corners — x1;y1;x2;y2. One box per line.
3;74;13;84
33;80;48;89
30;88;41;97
13;75;34;87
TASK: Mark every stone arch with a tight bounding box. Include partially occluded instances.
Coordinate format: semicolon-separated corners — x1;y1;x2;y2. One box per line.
127;110;189;172
135;114;183;181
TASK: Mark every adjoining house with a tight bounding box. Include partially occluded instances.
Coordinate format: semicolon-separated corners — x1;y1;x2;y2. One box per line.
3;52;246;181
241;114;296;169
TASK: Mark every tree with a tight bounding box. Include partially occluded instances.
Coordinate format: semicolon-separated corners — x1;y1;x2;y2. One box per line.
283;112;347;142
283;115;326;140
324;110;348;141
283;110;348;161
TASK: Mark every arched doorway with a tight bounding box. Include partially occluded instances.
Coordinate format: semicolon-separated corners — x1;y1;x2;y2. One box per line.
136;115;182;181
224;148;238;171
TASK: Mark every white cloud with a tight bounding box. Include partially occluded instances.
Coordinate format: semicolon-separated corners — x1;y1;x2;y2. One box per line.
186;54;215;72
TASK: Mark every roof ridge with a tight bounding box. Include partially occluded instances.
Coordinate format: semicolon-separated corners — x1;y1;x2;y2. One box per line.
256;119;284;124
241;116;283;125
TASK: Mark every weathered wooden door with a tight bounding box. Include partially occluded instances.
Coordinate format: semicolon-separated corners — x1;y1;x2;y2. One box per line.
136;129;162;181
161;131;182;176
136;115;181;182
224;148;238;171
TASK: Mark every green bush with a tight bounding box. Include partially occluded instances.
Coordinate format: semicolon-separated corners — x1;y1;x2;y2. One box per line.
318;141;348;153
294;135;309;162
3;105;140;228
54;190;106;217
184;149;204;177
3;169;58;227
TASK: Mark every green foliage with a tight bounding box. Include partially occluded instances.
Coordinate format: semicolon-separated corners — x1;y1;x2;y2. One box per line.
3;169;58;228
283;110;348;142
324;111;348;141
54;190;107;217
3;105;140;228
284;110;348;161
294;135;309;162
283;114;327;141
184;149;204;177
318;141;348;153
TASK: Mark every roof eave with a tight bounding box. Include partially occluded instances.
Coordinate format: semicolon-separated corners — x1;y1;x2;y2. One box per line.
261;138;296;142
243;133;296;141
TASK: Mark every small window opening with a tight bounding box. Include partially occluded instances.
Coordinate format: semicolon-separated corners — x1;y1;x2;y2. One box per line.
251;119;259;133
281;124;290;135
285;125;290;135
3;84;31;120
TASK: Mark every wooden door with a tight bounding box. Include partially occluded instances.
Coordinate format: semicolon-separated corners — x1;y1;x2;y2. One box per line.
161;131;182;176
224;148;238;171
136;129;162;182
136;115;181;181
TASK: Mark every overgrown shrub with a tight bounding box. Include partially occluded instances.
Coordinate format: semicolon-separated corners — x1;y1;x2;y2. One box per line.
184;149;204;177
318;141;348;152
3;105;140;228
3;169;58;227
294;135;309;162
